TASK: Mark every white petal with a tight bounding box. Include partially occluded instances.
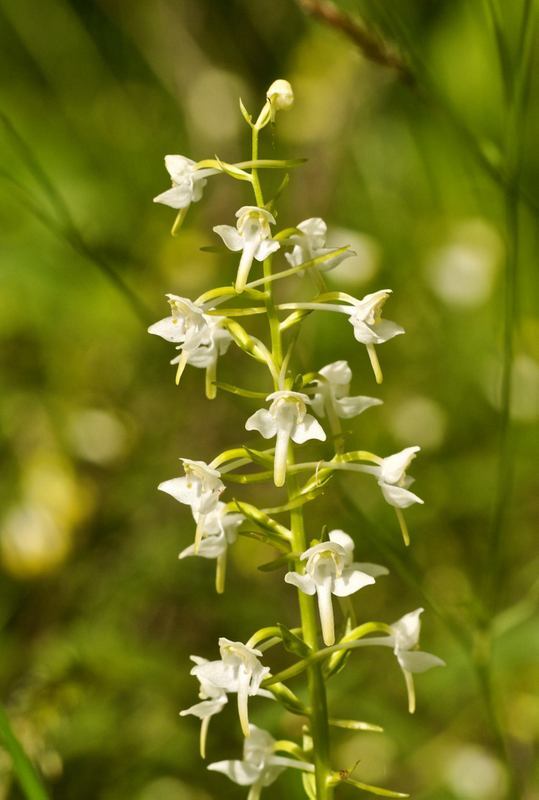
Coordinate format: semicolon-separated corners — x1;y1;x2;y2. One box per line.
179;534;227;560
208;759;261;786
153;186;193;209
319;247;355;272
352;561;389;577
392;608;423;649
355;289;392;322
372;318;405;342
221;513;244;543
350;319;379;344
309;392;325;418
319;360;351;386
284;245;304;268
254;239;280;261
164;154;195;179
245;409;277;439
236;205;276;224
380;447;420;484
147;316;186;343
297;217;327;239
269;755;315;773
379;482;424;509
284;571;316;595
157;477;192;504
328;530;355;557
397;649;445;673
193;660;238;693
180;695;227;719
291;414;326;444
332;568;375;597
316;576;335;645
213;225;244;251
336;395;383;419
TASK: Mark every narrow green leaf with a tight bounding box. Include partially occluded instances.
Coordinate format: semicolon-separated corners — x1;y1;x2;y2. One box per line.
266;173;290;211
258;554;297;572
238;158;307;169
344;777;409;798
268;682;306;715
279;309;312;332
0;706;49;800
234;501;292;541
302;772;317;800
214;383;268;399
199;245;226;253
278;624;311;658
243;446;275;467
248;245;352;289
324;644;351;680
262;487;326;514
239;97;253;126
329;718;384;733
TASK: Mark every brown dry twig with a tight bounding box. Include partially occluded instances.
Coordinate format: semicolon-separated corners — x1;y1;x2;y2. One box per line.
297;0;414;84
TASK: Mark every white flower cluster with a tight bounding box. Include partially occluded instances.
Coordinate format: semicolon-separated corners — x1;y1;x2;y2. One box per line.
149;78;444;799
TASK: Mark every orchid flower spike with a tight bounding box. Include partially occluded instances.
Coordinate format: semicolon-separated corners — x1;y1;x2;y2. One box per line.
148;294;231;391
348;290;404;383
214;206;280;292
310;360;383;420
208;724;313;800
245;391;326;487
285;218;353;274
384;609;445;713
180;656;228;759
153;155;218;210
191;639;272;738
179;502;244;593
285;530;388;645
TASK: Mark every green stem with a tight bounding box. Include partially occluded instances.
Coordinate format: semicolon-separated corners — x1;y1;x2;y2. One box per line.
288;473;333;800
250;117;330;798
0;706;49;800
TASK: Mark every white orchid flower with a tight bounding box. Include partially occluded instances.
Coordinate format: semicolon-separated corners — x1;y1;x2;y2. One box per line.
348;289;404;383
153;155;218;210
180;502;243;560
279;290;403;382
208;724;314;800
374;446;423;510
285;218;353;274
310;360;383;420
285;530;388;646
192;639;272;737
348;289;404;345
245;391;326;487
180;655;228;758
179;502;244;593
214;206;280;292
148;294;232;390
148;294;208;348
158;460;225;553
367;609;445;713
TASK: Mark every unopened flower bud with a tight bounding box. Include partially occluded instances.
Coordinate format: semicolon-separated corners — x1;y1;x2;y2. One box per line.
266;79;294;113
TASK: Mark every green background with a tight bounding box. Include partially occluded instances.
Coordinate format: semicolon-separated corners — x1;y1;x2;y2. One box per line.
0;0;538;798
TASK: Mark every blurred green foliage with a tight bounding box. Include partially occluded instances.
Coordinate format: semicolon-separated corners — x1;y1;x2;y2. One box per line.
0;0;538;798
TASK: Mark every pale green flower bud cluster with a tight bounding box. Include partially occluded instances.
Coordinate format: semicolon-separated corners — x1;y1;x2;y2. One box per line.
149;80;443;800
